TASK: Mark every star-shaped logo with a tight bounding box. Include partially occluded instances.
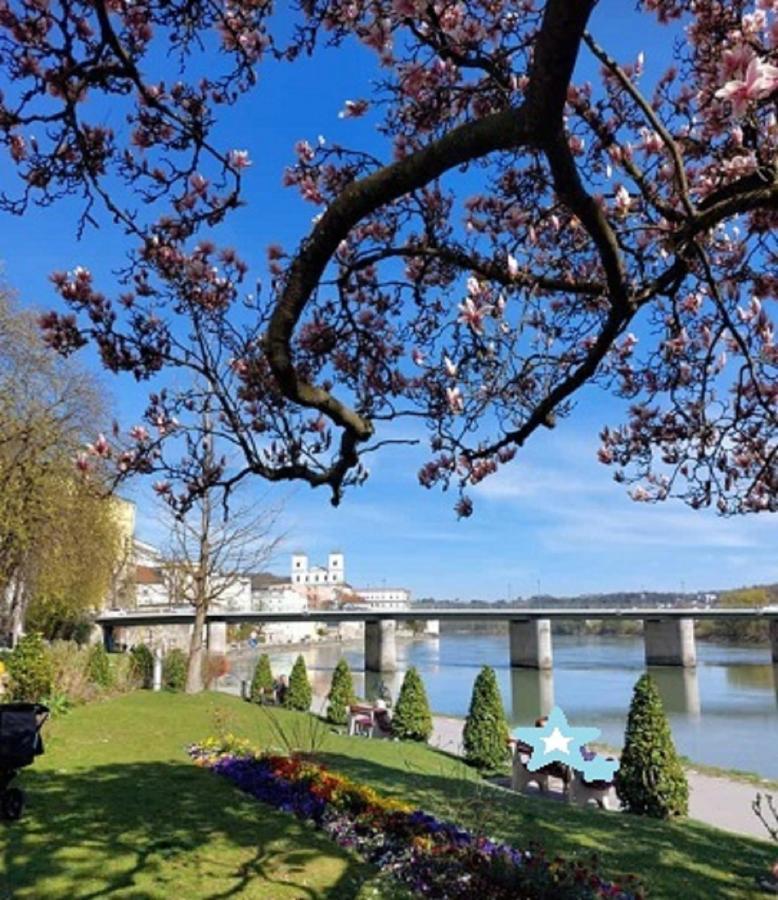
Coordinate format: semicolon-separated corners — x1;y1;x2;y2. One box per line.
542;726;573;755
513;706;601;772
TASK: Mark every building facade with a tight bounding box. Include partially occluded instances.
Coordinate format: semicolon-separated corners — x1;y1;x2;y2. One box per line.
290;552;345;587
352;587;411;611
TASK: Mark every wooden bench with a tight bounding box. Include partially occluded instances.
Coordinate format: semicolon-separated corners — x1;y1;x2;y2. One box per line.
508;738;573;799
569;768;619;810
348;704;376;737
347;704;393;739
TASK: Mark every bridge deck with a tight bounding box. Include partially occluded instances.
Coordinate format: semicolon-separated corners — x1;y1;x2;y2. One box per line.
96;607;778;627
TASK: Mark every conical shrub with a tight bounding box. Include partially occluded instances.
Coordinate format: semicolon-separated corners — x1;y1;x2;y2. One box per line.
327;658;356;725
250;653;274;703
129;644;154;688
85;643;113;689
392;667;432;742
285;654;312;712
616;673;688;818
463;666;509;770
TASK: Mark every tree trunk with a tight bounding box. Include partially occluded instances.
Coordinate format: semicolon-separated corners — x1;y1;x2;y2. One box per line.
186;601;207;693
9;576;26;648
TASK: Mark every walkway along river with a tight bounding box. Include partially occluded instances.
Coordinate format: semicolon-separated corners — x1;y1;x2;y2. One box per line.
225;633;778;780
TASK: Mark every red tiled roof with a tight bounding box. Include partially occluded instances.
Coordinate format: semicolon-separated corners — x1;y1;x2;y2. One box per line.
136;565;165;585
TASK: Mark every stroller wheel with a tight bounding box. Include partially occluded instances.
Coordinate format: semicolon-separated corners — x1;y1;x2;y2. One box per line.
1;787;25;821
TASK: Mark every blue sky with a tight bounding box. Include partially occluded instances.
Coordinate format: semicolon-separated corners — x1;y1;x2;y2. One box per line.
1;3;776;600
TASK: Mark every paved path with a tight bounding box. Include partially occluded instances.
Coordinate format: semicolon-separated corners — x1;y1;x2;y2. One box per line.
429;714;773;840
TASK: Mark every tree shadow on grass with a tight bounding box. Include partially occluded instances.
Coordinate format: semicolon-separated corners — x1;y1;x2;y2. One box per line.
318;750;774;900
0;761;373;900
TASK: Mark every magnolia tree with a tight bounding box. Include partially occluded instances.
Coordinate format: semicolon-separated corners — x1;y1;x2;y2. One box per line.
1;0;776;515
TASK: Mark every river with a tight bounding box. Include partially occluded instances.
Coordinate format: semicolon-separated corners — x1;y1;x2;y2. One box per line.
225;633;778;779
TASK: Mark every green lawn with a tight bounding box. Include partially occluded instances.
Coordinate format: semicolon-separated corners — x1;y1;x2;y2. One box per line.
0;691;773;899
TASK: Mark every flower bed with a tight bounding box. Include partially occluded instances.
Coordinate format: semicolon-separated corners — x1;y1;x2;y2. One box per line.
188;738;642;899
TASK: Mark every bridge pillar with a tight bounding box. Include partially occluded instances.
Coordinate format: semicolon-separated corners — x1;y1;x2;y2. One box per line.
770;620;778;665
509;619;553;670
644;617;696;667
365;620;397;672
205;622;228;655
424;619;440;637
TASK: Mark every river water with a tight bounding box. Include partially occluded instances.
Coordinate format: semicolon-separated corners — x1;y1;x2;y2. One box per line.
225;633;778;779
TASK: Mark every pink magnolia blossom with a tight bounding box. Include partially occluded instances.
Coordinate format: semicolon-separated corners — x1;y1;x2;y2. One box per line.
613;185;632;217
446;386;464;414
718;45;756;82
88;433;111;457
715;57;778;118
228;149;252;169
443;356;458;377
457;295;492;334
338;99;369;119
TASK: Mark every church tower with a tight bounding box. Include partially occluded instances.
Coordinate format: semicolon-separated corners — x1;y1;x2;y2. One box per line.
328;551;344;584
291;552;308;584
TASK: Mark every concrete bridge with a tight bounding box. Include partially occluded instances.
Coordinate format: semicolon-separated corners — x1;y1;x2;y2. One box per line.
97;607;778;672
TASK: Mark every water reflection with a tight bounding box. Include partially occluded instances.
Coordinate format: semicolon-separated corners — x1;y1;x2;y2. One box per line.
725;664;777;693
225;634;778;778
648;666;701;719
509;668;554;724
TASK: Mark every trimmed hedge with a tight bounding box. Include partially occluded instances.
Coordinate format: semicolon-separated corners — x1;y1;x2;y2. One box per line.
326;658;356;725
250;654;274;703
392;667;432;742
285;655;312;712
462;666;509;770
616;673;688;818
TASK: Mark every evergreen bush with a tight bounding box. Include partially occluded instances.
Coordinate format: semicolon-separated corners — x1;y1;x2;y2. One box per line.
250;653;274;703
6;633;53;702
163;648;188;692
285;655;312;711
616;673;688;818
392;667;433;742
462;666;509;770
85;643;114;689
129;644;154;688
326;658;356;725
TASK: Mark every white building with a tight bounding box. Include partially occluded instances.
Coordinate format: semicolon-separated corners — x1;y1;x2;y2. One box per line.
251;580;318;644
353;587;411;611
290;551;345;587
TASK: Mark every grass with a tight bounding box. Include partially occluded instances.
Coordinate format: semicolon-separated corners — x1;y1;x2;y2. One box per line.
0;691;774;899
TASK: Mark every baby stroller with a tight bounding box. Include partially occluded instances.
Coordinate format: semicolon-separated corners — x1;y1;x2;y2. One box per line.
0;703;48;821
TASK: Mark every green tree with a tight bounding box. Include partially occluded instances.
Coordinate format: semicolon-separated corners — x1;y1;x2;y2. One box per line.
163;648;188;692
392;667;433;742
6;633;53;702
462;666;509;771
129;644;154;688
250;653;274;703
0;293;116;645
284;655;312;712
85;643;113;689
326;658;356;725
616;673;688;819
